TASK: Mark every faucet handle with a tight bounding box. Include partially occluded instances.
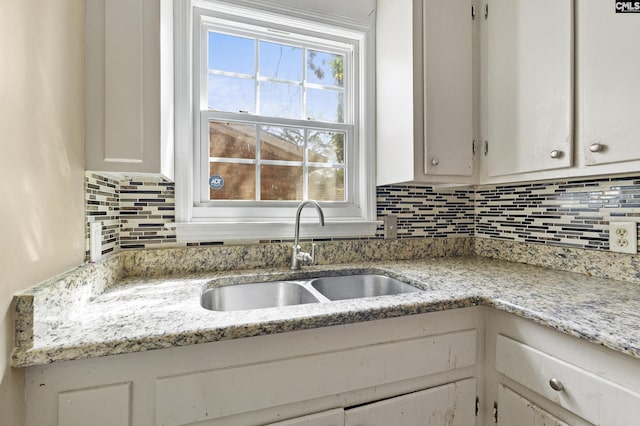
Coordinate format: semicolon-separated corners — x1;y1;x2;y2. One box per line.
310;244;317;265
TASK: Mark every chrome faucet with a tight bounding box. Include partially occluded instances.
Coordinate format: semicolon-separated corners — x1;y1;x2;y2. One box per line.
291;200;325;270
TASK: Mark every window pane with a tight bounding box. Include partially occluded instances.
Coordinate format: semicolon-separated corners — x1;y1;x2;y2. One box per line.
208;32;255;75
309;167;345;202
306;50;344;87
260;165;303;200
259;82;302;119
209;162;256;200
306;89;344;123
260;126;304;161
259;41;302;81
208;74;255;113
308;131;344;164
209;121;256;159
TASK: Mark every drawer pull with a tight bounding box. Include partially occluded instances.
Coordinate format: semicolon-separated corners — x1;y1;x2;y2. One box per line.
549;378;564;392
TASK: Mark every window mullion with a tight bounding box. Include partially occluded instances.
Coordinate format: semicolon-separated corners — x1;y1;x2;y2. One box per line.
304;47;309;121
303;129;309;200
203;110;352;132
254;36;260;116
255;125;261;201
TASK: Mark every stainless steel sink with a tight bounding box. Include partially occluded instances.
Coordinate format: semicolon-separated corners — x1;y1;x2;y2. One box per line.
310;274;420;301
201;274;422;311
201;281;320;311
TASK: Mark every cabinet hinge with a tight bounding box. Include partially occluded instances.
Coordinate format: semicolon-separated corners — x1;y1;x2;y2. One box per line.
475;396;480;416
472;140;477;155
483;140;489;156
493;401;498;423
484;3;489;19
472;4;476;19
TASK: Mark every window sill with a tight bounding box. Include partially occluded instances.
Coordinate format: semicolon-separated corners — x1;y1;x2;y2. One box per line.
168;220;381;242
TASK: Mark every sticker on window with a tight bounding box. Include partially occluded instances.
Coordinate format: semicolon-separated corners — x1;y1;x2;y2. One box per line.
209;175;225;190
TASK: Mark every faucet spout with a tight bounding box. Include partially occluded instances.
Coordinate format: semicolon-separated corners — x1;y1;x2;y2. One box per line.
291;200;325;270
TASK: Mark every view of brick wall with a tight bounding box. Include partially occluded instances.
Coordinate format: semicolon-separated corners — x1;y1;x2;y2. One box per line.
208;121;344;202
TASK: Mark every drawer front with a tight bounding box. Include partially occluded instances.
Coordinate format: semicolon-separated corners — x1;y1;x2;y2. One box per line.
156;329;476;426
496;334;640;426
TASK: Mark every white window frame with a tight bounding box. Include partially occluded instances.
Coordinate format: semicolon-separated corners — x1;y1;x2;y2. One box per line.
173;0;378;242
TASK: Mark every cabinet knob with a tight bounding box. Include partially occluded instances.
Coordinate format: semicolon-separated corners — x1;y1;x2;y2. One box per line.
549;378;564;392
550;150;563;159
431;158;440;166
590;143;605;153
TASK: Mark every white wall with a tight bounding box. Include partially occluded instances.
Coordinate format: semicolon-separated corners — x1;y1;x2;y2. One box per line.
228;0;376;22
0;0;85;424
269;0;376;21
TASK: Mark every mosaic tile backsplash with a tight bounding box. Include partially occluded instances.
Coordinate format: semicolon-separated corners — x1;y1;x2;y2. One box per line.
375;186;474;238
85;173;119;256
119;179;176;249
476;175;640;250
85;172;474;258
86;172;640;258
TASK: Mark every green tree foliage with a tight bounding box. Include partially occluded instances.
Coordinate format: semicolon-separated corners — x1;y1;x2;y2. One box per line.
307;52;345;164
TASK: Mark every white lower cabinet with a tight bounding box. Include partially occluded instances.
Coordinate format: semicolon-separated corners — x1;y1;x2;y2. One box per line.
344;378;476;426
270;379;476;426
57;382;132;426
486;310;640;426
268;408;345;426
497;385;569;426
27;306;640;426
25;308;482;426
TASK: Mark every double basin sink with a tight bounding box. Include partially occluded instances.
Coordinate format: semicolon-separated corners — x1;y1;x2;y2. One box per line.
201;274;422;311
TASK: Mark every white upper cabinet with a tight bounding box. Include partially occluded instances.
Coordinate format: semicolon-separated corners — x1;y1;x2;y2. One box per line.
579;0;640;168
85;0;174;179
485;0;574;177
423;0;475;179
376;0;476;186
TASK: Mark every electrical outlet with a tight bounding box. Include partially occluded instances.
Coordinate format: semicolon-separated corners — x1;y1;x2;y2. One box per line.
609;222;637;254
90;222;103;262
384;215;398;240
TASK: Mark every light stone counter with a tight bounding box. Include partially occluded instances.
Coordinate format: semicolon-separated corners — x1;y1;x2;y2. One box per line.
11;251;640;367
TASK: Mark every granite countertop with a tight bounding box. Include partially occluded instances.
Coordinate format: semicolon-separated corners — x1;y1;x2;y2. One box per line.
12;256;640;367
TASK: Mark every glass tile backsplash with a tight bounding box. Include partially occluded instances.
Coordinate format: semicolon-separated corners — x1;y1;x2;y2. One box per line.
476;175;640;250
85;172;640;258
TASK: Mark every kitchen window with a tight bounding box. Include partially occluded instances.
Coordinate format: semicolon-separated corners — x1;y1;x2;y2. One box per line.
173;0;377;241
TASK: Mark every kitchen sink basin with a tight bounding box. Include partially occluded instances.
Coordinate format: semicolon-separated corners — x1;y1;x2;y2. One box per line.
310;274;421;301
201;274;423;311
201;281;320;311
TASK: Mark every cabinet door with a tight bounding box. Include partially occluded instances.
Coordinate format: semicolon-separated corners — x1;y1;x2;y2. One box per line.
58;383;132;426
85;0;174;178
267;408;345;426
377;0;474;185
580;0;640;166
344;378;476;426
498;385;571;426
423;0;474;177
486;0;573;177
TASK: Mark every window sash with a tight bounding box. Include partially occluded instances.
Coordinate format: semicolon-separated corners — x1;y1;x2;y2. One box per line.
196;15;357;209
198;111;355;206
198;18;354;121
